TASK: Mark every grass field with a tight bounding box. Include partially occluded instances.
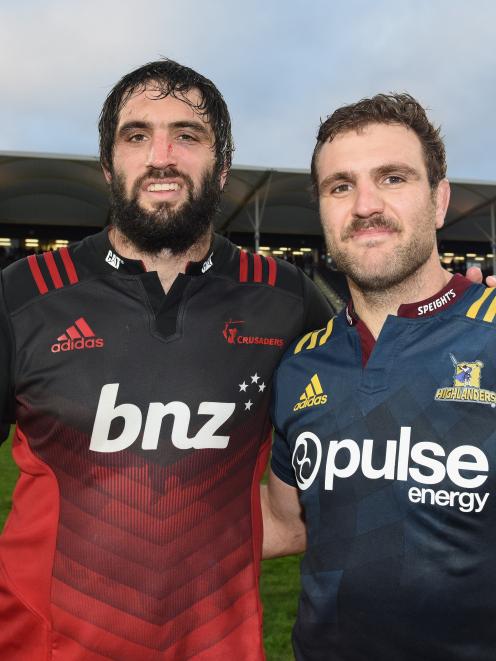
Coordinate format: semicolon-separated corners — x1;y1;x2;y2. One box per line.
0;435;299;660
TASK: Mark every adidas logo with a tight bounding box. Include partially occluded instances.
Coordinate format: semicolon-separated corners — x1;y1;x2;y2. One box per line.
51;317;104;353
293;374;327;411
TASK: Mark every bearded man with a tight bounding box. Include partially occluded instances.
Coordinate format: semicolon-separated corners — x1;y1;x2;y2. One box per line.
0;59;330;660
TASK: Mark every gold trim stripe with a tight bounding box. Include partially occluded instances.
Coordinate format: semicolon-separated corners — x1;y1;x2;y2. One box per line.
483;291;496;322
294;318;335;355
294;331;313;354
306;330;320;351
466;287;494;319
319;318;334;345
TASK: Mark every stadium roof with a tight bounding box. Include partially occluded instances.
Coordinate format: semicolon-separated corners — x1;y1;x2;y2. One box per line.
1;151;496;245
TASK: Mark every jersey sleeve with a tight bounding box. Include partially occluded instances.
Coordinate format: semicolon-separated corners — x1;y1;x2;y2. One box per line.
298;269;333;333
0;272;14;443
269;272;331;485
270;355;298;487
270;428;297;486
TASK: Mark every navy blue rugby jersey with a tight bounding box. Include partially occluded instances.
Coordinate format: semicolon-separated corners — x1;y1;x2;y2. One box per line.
272;274;496;661
0;228;330;661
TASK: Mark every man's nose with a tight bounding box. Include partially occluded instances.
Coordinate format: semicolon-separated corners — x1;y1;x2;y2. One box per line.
146;136;177;170
351;181;384;218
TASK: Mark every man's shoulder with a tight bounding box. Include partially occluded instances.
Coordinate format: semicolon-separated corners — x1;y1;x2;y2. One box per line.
212;234;312;299
276;312;344;374
460;283;496;324
1;235;93;313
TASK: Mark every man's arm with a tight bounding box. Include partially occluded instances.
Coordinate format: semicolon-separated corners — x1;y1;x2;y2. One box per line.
261;469;306;559
0;272;14;444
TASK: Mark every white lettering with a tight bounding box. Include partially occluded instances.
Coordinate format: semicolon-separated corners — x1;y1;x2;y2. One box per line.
192;402;235;449
90;383;142;452
446;445;489;488
474;492;490;512
409;486;422;503
434;489;450;506
295;426;490;512
142;401;191;449
324;439;361;490
409;441;446;484
408;486;490;513
90;384;235;452
361;438;397;480
105;249;124;270
396;426;411;480
417;289;456;316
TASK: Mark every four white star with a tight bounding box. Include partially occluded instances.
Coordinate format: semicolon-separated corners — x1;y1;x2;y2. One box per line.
237;375;265;412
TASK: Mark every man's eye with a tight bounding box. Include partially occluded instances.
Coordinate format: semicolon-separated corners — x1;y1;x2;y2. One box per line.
178;133;197;142
384;175;404;184
128;133;147;142
332;183;352;194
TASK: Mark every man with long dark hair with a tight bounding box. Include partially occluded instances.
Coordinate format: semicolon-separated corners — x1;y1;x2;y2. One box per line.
0;59;330;659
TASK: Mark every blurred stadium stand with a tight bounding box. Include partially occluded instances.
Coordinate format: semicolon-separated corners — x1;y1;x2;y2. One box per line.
1;151;496;309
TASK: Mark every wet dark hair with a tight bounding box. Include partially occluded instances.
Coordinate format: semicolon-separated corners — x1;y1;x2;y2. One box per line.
311;93;446;195
99;58;234;174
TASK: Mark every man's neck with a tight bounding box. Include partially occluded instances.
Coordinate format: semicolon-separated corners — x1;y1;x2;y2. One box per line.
109;227;213;293
349;258;452;339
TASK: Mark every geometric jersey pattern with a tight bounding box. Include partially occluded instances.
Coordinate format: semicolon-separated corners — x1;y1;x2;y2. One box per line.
0;228;331;660
272;279;496;661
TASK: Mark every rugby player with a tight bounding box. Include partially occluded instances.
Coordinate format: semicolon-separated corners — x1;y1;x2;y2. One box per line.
263;93;496;660
0;59;331;659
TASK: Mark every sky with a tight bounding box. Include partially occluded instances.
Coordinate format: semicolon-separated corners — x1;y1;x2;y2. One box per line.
2;0;496;181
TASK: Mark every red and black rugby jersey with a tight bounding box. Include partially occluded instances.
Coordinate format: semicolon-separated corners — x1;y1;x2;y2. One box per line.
0;228;330;661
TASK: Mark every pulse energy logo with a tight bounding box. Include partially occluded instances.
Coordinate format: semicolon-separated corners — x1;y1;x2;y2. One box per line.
292;426;489;513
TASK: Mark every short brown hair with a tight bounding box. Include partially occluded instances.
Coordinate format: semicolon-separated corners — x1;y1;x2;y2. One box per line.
311;93;446;195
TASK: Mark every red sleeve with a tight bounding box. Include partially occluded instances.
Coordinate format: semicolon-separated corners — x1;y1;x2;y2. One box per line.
0;272;14;443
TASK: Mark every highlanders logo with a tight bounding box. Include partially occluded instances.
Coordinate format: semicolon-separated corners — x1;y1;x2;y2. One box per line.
435;353;496;407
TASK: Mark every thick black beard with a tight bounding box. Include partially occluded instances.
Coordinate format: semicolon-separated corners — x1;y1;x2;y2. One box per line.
109;166;223;256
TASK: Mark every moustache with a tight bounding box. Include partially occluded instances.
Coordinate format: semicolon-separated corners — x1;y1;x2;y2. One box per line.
341;214;400;240
131;167;194;196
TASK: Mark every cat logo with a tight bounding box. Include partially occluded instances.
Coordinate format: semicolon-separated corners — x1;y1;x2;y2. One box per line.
434;354;496;407
105;250;124;270
293;374;328;411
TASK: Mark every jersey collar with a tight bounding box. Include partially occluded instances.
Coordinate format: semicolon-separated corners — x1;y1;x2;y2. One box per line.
346;273;472;325
86;226;228;277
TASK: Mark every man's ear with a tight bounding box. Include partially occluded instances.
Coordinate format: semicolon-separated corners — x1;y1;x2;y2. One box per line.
102;165;112;184
219;166;229;190
434;178;450;230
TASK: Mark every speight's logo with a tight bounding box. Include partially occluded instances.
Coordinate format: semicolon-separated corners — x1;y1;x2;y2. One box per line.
222;319;285;348
434;353;496;407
